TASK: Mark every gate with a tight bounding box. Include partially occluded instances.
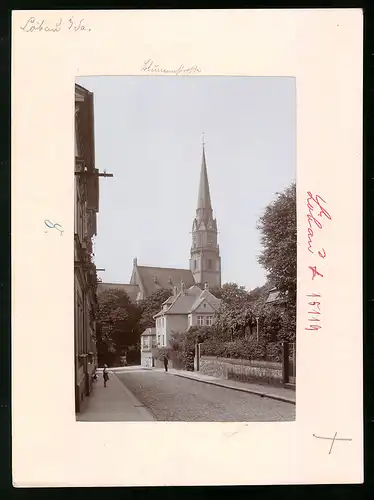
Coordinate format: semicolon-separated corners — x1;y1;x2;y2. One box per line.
282;341;296;385
288;342;296;384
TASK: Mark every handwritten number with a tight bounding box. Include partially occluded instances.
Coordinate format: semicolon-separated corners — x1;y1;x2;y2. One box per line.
318;248;327;259
44;219;64;235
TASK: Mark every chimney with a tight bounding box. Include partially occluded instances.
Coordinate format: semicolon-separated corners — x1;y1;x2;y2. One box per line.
204;282;209;291
173;286;178;297
168;276;172;285
153;276;158;283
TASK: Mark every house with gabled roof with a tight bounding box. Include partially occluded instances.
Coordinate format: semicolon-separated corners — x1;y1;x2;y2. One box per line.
98;143;222;302
153;282;221;348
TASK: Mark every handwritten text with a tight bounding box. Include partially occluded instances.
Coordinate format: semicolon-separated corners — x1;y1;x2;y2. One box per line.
305;191;331;332
141;59;201;76
306;191;331;255
20;17;91;33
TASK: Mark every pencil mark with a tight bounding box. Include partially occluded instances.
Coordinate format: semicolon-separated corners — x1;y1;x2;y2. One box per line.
141;59;201;76
20;16;91;32
224;423;248;438
313;432;352;454
44;219;64;235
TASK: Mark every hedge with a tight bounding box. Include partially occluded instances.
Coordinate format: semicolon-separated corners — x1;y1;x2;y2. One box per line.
200;337;282;362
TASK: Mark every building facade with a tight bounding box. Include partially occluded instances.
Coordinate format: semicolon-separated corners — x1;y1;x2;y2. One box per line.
153;283;221;348
100;144;221;300
140;327;157;368
74;84;100;413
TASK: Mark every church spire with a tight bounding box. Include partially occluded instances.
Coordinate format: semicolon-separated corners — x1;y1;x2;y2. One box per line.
190;137;221;289
196;140;212;216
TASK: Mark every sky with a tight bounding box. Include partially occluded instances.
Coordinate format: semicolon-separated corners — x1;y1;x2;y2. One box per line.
76;76;296;291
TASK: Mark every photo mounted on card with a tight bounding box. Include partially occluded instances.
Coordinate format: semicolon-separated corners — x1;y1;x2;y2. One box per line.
74;75;296;423
12;9;363;487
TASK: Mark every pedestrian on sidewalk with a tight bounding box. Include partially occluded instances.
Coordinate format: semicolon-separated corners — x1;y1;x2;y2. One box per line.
163;353;169;372
103;364;109;387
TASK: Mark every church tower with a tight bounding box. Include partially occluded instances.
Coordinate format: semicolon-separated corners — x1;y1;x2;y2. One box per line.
189;142;221;288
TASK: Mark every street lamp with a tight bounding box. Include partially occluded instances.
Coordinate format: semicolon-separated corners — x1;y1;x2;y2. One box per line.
255;316;259;342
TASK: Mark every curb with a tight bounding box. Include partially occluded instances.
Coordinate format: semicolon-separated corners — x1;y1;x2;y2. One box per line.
110;372;156;421
171;372;296;405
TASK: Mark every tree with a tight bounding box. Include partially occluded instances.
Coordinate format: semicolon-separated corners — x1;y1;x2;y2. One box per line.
215;301;255;340
257;182;297;343
210;282;249;306
138;288;173;332
257;182;296;300
95;288;141;363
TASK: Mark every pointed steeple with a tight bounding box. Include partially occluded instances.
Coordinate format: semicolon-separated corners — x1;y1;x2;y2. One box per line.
196;143;212;218
190;137;221;289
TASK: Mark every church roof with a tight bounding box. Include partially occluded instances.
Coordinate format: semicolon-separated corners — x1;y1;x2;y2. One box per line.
197;145;212;213
136;265;195;297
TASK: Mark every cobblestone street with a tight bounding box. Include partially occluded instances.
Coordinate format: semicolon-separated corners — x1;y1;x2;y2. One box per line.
116;369;295;422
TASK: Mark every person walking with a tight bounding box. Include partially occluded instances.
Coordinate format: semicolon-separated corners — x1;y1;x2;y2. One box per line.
163;353;169;372
103;364;109;387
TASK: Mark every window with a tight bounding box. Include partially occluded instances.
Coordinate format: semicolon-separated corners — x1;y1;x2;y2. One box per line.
194;260;197;270
197;316;204;326
208;259;212;269
206;316;213;326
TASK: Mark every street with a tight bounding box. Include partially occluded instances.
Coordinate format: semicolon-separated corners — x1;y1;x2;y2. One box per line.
116;369;295;422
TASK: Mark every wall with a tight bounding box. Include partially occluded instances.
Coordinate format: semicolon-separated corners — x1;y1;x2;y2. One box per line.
199;356;283;386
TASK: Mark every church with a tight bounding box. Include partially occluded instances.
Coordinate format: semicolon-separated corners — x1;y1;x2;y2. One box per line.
98;144;222;301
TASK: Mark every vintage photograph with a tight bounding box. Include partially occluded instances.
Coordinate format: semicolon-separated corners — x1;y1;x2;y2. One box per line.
74;75;296;422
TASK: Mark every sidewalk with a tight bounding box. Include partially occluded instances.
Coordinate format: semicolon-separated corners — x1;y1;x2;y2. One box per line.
154;368;295;405
76;370;155;422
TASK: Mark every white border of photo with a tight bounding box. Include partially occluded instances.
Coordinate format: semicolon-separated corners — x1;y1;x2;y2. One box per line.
11;9;363;486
